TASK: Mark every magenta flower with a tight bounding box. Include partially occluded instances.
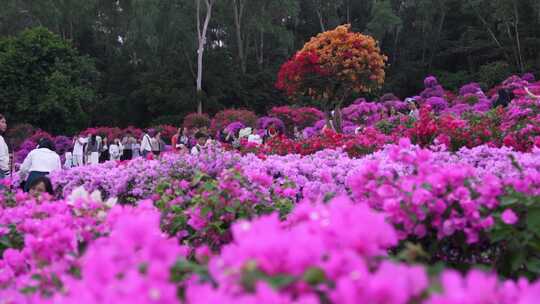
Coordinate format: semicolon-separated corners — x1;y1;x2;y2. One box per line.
501;209;519;225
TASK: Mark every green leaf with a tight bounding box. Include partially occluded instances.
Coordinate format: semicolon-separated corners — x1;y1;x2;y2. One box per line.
526;259;540;274
302;267;326;285
200;206;212;217
527;207;540;236
511;250;526;271
489;227;512;242
264;274;297;289
500;196;518;207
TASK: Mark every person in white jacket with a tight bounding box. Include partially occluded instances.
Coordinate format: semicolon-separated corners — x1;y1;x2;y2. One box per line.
0;114;9;180
19;138;61;192
247;129;263;145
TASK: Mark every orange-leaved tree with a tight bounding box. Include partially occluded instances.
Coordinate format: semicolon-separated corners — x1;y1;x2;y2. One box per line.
276;24;387;131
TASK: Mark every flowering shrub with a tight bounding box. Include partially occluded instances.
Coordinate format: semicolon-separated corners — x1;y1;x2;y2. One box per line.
4;123;36;151
3;141;540;301
52;202;188;303
211;109;257;135
342;99;385;125
257;117;285;133
224;121;245;135
155;168;295;249
6;73;540;302
269;106;324;134
81;127;120;139
152;124;177;143
277;24;386;110
183;112;211;129
420;76;446;99
14;130;55;163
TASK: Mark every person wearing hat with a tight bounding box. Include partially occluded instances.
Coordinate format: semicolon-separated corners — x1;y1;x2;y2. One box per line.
19;138;61;192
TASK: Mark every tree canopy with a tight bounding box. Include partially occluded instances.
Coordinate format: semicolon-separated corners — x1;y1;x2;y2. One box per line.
0;27;97;134
0;0;539;133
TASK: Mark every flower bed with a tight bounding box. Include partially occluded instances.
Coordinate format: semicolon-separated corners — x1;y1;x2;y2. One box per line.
3;142;540;302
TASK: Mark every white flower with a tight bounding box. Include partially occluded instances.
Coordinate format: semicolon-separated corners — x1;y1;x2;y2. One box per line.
90;190;102;202
67;186;90;205
105;197;118;208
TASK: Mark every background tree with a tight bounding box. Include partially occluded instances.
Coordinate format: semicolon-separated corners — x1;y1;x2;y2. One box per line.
0;27;97;134
0;0;539;132
276;25;387;131
196;0;217;114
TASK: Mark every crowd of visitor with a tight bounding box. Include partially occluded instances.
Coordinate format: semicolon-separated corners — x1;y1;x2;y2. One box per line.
0;81;530;196
0;115;287;195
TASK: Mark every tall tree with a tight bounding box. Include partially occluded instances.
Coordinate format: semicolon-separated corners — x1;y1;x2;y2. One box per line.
0;27;97;134
196;0;216;114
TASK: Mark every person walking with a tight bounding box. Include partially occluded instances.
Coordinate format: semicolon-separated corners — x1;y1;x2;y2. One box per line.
140;130;153;158
0;114;9;180
19;138;61;192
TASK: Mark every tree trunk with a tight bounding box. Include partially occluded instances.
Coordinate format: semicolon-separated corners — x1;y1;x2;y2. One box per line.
258;28;264;67
504;22;520;72
316;9;325;32
513;0;524;72
470;5;511;64
196;0;214;114
346;0;351;24
232;0;247;74
428;9;446;70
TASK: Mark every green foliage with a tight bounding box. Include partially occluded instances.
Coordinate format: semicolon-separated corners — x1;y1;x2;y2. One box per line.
0;225;24;257
155;169;295;250
366;0;401;41
478;61;514;88
489;190;540;279
0;27;97;134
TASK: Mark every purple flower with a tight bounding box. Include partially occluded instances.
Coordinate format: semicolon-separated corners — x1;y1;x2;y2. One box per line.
522;73;535;83
224;121;245;134
426;97;448;112
424;76;439;88
459;83;482;96
257;117;285;132
501;209;518;225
